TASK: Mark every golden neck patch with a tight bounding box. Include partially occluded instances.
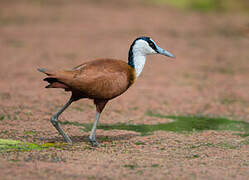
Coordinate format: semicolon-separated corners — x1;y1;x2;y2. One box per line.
128;66;136;86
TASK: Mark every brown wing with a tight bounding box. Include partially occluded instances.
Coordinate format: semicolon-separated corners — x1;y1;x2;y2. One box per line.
49;59;135;100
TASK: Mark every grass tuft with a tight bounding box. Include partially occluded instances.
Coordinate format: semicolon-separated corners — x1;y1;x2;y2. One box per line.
124;164;139;170
0;139;65;152
61;112;249;136
0;115;5;121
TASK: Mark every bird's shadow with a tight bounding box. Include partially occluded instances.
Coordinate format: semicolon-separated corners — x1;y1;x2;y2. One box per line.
38;133;138;145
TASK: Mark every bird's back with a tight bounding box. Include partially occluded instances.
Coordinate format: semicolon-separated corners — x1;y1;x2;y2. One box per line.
41;59;136;100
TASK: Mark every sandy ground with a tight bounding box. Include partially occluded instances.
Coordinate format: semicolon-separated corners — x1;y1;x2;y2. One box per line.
0;0;249;179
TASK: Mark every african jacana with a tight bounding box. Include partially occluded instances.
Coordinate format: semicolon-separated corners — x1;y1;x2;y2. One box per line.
38;36;174;146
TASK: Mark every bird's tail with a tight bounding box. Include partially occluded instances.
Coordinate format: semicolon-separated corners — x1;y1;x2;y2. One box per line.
37;68;53;76
38;68;69;89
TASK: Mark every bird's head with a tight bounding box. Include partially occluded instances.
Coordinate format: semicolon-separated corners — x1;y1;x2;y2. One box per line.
129;36;175;58
128;36;175;77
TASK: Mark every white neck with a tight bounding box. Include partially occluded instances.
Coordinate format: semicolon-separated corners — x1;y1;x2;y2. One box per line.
133;54;146;78
129;39;156;78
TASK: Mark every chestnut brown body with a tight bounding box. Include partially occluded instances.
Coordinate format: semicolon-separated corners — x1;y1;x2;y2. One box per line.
40;59;136;101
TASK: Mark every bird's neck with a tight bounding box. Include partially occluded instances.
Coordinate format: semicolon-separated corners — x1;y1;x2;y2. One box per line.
128;47;146;78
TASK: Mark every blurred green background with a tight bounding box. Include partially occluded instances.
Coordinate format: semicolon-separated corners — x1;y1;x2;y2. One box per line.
148;0;249;12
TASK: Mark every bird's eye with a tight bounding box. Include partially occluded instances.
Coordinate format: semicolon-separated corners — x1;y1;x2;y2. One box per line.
149;42;154;46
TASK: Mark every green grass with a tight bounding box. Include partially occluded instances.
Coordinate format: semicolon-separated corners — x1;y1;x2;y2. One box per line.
124;164;139;170
151;164;160;168
60;121;86;127
0;139;65;152
235;133;249;137
60;112;249;136
147;0;249;13
167;0;218;11
135;141;146;145
24;130;36;135
0;115;4;121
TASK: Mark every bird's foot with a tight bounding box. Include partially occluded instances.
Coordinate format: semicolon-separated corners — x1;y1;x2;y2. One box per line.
89;138;99;147
50;116;72;144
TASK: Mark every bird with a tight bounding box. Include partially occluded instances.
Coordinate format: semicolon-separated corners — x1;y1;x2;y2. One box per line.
38;36;175;146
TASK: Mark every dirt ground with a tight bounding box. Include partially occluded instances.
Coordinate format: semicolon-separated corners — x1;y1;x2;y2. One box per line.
1;0;249;179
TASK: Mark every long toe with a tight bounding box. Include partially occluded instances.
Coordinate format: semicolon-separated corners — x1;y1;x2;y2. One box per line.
90;139;99;147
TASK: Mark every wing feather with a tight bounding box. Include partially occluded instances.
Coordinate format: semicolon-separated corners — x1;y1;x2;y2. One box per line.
52;59;133;99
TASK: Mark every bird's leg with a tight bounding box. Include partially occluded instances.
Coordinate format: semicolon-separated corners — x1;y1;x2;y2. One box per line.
89;99;108;146
89;111;101;146
50;98;74;143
